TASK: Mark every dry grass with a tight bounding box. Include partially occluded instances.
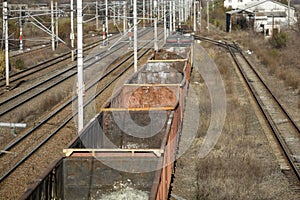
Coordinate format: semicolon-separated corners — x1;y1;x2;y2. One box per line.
171;43;299;200
235;31;300;91
194;44;299;199
9;81;73;124
194;102;294;199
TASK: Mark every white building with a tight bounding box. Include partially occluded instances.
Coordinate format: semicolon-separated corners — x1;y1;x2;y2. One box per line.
226;0;297;35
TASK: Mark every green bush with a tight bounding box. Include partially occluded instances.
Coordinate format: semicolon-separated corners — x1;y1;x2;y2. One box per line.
269;32;288;49
270;49;278;57
14;59;25;70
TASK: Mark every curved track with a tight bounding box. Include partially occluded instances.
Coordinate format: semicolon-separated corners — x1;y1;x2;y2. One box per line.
228;42;300;181
197;35;300;186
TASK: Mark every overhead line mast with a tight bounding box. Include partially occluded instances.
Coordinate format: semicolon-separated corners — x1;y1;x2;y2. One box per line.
71;0;75;61
3;0;9;88
133;0;138;72
77;0;84;132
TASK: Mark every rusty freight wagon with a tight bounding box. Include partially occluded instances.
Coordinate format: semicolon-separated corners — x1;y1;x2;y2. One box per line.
20;34;193;200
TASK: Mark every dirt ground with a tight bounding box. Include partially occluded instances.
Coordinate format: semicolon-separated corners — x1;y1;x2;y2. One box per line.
170;42;300;199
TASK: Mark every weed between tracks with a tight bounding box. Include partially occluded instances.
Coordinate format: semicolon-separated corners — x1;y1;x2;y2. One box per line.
171;43;299;200
8;81;73;124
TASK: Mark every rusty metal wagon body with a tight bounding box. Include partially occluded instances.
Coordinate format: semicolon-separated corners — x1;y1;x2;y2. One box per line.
21;34;193;200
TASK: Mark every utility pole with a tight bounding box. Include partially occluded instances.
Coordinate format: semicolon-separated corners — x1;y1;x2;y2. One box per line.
169;1;172;33
173;1;175;32
288;0;290;28
96;1;99;30
117;1;120;22
51;1;55;51
163;1;167;42
194;0;196;32
179;0;182;22
182;0;184;22
19;7;23;51
123;1;126;34
207;0;209;32
150;0;152;24
184;0;186;21
113;1;116;25
133;0;138;72
272;14;274;37
102;23;106;45
3;0;9;88
105;0;108;45
77;0;84;132
70;0;75;61
154;0;158;51
157;0;160;19
55;2;59;47
143;0;145;28
199;0;202;31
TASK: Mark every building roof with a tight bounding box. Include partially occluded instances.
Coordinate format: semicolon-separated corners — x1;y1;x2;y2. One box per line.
226;9;253;15
238;0;295;11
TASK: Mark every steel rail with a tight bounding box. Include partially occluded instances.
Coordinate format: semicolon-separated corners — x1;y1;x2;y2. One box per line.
0;34;120;87
0;28;153;116
0;47;151;183
0;46;88;88
0;52;70;87
8;33;105;58
0;43;120;115
233;42;300;133
194;35;237;49
195;35;299;132
227;43;300;181
0;28;162;156
0;29;163;182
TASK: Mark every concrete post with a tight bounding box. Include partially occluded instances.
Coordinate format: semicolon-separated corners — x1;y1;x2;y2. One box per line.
77;0;84;132
123;1;126;34
96;1;99;30
154;0;158;51
51;1;55;51
3;0;9;87
70;0;75;61
133;0;138;72
55;2;59;47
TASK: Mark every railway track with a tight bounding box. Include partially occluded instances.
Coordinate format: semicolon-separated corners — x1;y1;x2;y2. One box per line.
0;26;163;148
226;42;300;187
0;46;152;177
0;28;156;118
0;41;120;117
15;32;193;200
0;30;163;199
196;35;299;189
0;34;116;91
0;48;152;194
9;33;100;58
